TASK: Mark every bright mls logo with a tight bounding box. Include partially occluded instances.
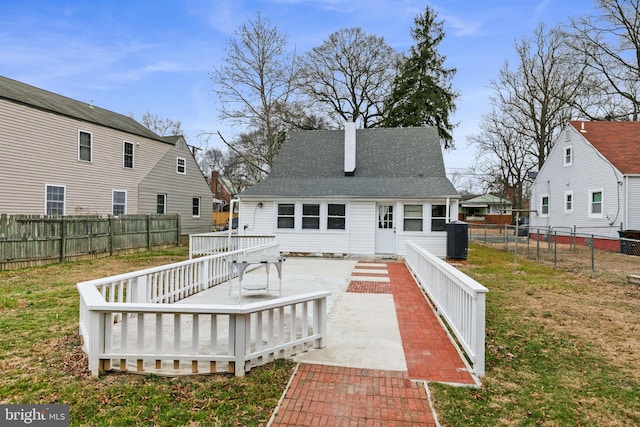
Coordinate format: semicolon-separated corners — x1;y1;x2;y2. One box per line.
1;405;69;426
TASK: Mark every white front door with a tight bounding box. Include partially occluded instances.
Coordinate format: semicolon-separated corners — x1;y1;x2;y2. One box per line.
375;203;396;254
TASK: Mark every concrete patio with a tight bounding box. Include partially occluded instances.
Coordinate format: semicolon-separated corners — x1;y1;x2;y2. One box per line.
178;258;405;369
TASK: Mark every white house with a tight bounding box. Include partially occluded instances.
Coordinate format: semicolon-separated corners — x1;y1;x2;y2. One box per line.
235;124;460;257
0;75;213;235
529;120;640;247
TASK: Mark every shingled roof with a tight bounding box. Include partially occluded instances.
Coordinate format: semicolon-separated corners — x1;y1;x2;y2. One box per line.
0;75;170;143
240;126;459;198
569;120;640;175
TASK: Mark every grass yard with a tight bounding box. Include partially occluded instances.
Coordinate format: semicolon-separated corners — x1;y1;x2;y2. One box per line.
432;244;640;426
0;247;295;426
1;244;639;426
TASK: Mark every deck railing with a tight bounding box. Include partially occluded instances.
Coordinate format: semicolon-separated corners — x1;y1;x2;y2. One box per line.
188;233;276;259
405;241;488;377
77;242;329;377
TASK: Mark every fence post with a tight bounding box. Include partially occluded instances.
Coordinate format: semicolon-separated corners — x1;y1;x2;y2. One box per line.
60;217;67;263
553;230;557;269
147;214;152;251
176;214;181;246
473;290;487;377
503;224;508;251
232;314;247;377
591;234;595;278
313;297;327;348
109;216;114;256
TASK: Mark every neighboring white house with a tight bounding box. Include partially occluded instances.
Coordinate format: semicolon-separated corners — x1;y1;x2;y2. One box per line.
236;123;460;258
0;75;213;235
459;194;512;220
529;120;640;246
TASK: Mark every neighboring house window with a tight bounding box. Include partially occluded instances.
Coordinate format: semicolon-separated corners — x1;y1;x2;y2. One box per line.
589;189;603;217
540;195;549;216
192;197;201;217
112;190;126;216
78;130;92;162
403;204;423;231
157;194;166;214
45;184;65;215
563;146;573;167
564;191;573;213
327;203;346;230
123;141;134;169
177;157;186;174
431;204;447;231
302;204;320;229
277;203;295;229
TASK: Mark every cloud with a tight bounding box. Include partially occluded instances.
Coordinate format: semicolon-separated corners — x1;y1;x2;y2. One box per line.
441;14;482;37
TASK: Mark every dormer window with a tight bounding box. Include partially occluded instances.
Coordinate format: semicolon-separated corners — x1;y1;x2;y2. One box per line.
563;145;573;167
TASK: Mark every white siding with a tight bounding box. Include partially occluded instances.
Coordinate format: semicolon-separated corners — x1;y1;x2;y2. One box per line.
626;177;640;229
530;125;625;238
239;197;458;257
349;201;376;255
238;201;275;235
139;138;213;235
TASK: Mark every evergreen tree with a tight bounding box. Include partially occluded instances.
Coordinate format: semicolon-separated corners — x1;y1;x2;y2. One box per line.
382;6;458;148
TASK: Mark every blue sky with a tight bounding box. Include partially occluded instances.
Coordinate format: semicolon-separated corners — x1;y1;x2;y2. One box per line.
1;0;597;175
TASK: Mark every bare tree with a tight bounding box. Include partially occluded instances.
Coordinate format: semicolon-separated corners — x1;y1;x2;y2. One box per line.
137;112;183;136
567;0;640;120
469;109;537;210
469;24;585;209
491;24;585;171
210;13;299;180
297;27;400;128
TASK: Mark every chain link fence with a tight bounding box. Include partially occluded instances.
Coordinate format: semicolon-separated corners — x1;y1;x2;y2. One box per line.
468;224;640;286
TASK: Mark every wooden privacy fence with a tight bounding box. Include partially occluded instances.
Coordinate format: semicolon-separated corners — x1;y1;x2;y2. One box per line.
0;214;181;270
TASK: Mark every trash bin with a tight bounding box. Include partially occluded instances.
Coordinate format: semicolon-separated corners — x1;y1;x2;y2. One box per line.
446;221;468;259
618;230;640;256
515;217;529;237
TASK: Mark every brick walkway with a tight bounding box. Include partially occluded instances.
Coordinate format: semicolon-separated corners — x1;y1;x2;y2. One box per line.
269;261;475;426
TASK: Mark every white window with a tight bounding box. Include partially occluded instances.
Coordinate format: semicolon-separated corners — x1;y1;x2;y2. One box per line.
177;157;186;175
431;204;447;231
327;204;346;230
157;194;166;214
123;141;134;169
564;191;573;213
540;195;549;217
589;189;603;217
563;145;573;167
403;204;423;232
112;190;127;216
277;203;295;229
78;130;92;162
302;204;320;229
45;184;65;215
192;197;201;217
